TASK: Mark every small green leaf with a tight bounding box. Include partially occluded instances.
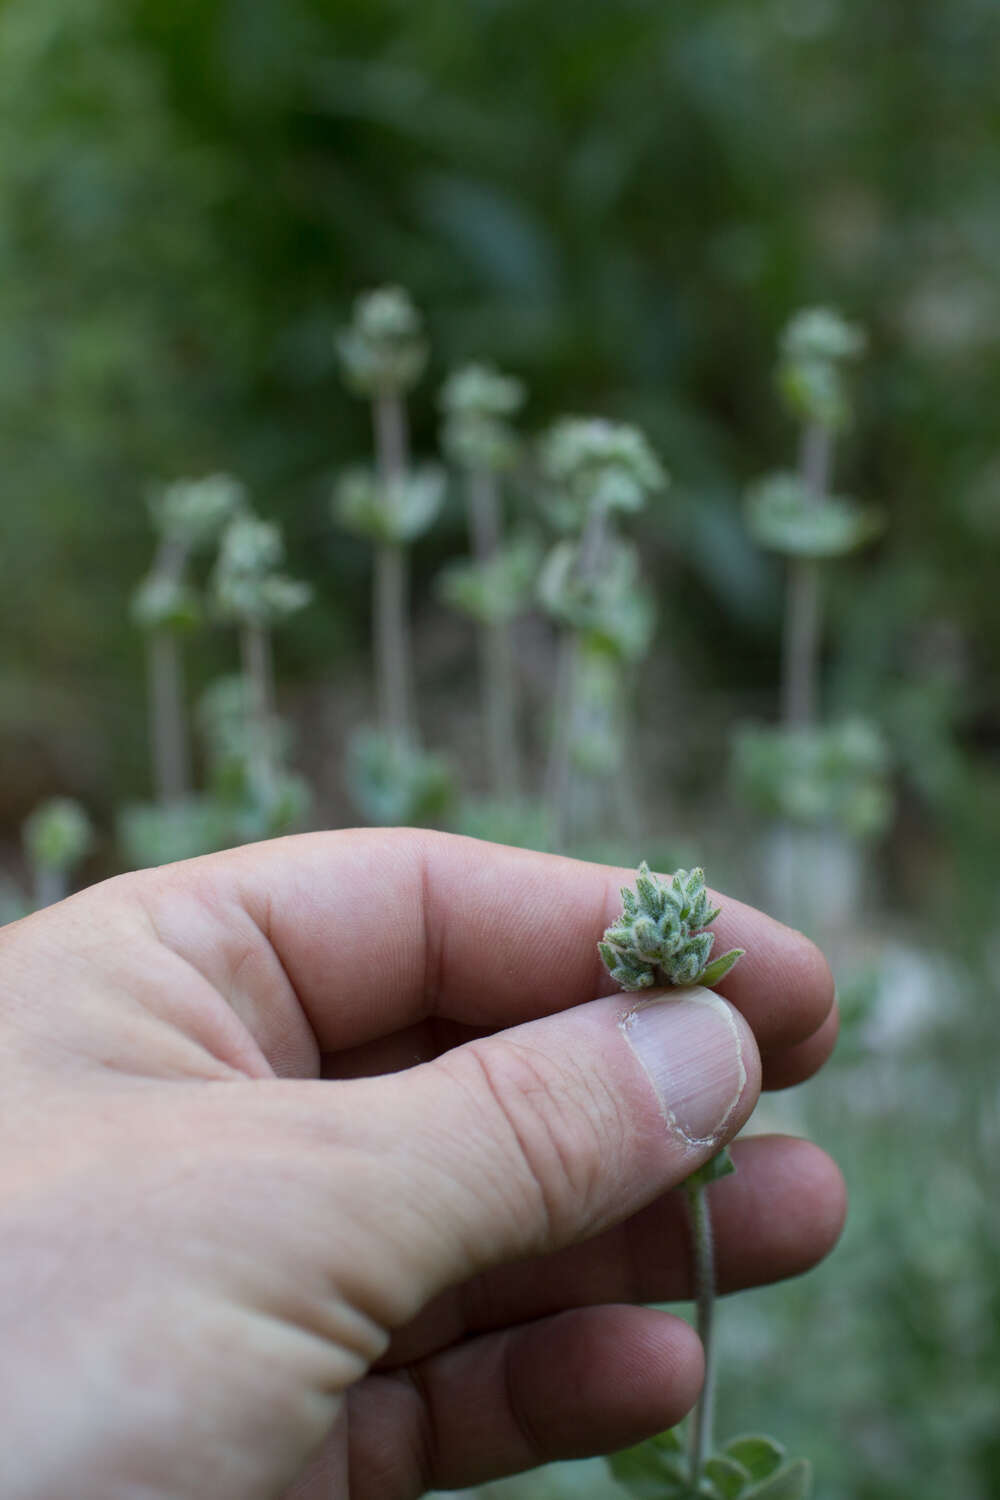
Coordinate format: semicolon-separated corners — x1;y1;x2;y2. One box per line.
607;1429;688;1498
724;1436;785;1482
705;1454;751;1499
742;1460;811;1499
745;473;884;558
636;865;665;918
699;949;745;988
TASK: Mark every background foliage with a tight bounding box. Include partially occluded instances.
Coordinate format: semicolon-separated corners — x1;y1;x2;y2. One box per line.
1;1;999;1495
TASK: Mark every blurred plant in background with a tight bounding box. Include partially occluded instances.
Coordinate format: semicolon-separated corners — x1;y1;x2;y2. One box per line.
2;1;1000;1496
732;308;892;933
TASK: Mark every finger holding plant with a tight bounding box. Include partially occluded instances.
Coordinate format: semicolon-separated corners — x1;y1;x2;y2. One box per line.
602;863;814;1500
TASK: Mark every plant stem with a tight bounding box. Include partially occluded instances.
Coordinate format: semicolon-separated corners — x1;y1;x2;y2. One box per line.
467;467;519;799
33;865;66;910
780;421;832;728
148;630;190;805
146;536;191;805
545;500;609;849
685;1178;718;1484
241;618;276;806
373;389;413;749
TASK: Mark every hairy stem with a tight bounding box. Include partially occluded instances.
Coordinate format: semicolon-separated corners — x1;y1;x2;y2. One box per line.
33;865;66;910
686;1178;718;1483
373;390;413;748
545;500;609;849
241;619;276;807
148;631;190;805
467;467;519;798
146;536;191;805
780;422;832;728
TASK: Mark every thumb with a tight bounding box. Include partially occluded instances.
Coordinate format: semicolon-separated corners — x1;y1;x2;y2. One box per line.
314;985;760;1327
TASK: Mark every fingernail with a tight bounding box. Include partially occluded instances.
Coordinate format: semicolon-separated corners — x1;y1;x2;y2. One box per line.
622;989;747;1145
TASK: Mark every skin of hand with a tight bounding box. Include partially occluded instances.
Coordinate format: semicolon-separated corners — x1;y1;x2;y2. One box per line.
0;830;844;1500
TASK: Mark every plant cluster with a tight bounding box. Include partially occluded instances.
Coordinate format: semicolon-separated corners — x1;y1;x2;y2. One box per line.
119;475;312;868
332;289;666;850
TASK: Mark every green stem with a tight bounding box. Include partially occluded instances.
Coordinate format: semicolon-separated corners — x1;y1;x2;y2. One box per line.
686;1178;717;1485
34;864;66;910
241;618;276;809
467;467;519;798
780;421;832;729
146;536;191;805
544;499;609;849
148;630;190;805
373;389;413;750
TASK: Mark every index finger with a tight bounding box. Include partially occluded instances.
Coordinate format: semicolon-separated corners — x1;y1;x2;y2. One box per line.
145;829;834;1061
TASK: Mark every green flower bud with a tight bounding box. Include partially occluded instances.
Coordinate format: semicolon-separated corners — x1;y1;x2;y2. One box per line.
217;516;284;576
539;417;666;522
440;410;521;473
150;474;248;550
337;286;428;396
599;863;743;992
439;362;526;419
779;307;867;365
212;517;310;626
777;307;867;432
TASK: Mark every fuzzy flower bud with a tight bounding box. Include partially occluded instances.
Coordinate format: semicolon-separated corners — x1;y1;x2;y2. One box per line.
539;418;666;520
599;863;743;991
150;474;248;551
780;307;867;365
777;307;867;432
439;363;526;419
337;286;428;396
212;517;311;626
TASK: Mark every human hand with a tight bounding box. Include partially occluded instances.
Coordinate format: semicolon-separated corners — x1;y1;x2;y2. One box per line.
0;831;843;1500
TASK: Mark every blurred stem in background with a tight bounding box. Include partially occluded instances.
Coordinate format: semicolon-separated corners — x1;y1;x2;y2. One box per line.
212;512;312;821
438;362;532;808
544;496;610;848
335;289;451;826
146;537;191;803
373;388;413;750
338;287;430;753
775;309;867;730
132;476;249;809
781;423;831;729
